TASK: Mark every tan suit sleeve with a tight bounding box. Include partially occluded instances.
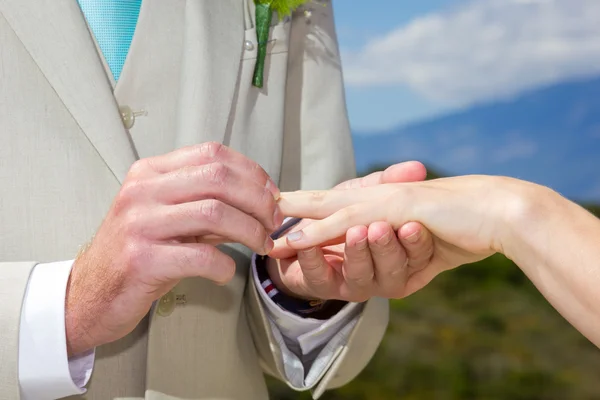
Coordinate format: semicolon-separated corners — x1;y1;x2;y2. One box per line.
0;262;37;399
245;2;389;398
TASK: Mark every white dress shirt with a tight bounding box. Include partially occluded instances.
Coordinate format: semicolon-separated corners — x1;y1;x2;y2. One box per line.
18;258;359;399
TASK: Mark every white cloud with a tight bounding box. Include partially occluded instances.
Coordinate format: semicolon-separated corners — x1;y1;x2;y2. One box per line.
342;0;600;106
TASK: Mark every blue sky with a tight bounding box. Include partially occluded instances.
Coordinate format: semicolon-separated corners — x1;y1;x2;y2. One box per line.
334;0;459;131
333;0;600;132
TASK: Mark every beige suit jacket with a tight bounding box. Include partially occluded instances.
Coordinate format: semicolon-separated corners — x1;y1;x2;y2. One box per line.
0;0;389;399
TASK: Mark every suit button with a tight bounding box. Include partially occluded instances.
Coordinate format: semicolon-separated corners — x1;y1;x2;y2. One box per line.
119;105;147;129
119;105;135;129
157;291;176;317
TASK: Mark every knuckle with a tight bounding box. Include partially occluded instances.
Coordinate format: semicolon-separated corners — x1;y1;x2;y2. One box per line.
114;180;145;213
339;205;359;222
299;247;319;261
184;246;223;282
199;199;224;224
300;191;327;216
345;264;375;286
300;253;322;271
176;250;195;274
123;239;152;276
173;165;194;182
309;191;327;210
373;243;400;258
259;187;277;214
202;162;229;186
251;222;267;242
122;209;144;236
121;180;144;200
128;159;149;178
198;142;225;160
194;245;216;267
247;162;269;185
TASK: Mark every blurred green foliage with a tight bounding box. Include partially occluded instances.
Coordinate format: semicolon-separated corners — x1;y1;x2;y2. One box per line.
266;166;600;399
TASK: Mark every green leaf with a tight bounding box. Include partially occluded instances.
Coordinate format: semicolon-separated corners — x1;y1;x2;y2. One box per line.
255;0;312;20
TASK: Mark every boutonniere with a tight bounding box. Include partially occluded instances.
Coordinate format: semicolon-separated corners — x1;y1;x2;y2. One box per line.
252;0;312;88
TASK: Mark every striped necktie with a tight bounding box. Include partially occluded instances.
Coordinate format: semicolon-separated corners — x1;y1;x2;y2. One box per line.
77;0;142;81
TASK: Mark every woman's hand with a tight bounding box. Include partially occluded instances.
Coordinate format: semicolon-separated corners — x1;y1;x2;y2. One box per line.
271;175;534;297
273;173;600;348
266;162;436;301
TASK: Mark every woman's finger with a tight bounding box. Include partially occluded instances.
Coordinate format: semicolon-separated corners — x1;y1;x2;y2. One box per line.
334;161;427;190
398;222;434;272
269;234;346;259
381;161;427;184
283;202;389;250
278;185;395;220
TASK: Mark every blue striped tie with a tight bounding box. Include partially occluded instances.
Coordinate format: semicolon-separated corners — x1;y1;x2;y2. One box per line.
77;0;142;81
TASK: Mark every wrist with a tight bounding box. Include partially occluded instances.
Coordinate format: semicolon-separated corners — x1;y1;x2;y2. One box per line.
65;261;95;356
497;178;563;260
65;251;114;357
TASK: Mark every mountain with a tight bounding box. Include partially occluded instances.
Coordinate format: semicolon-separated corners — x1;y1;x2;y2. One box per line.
352;75;600;202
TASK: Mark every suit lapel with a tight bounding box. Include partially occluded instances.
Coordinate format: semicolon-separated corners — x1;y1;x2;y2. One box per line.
175;0;245;147
0;0;137;183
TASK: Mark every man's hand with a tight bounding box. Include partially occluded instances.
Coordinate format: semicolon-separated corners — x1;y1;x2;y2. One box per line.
65;142;282;356
266;162;434;302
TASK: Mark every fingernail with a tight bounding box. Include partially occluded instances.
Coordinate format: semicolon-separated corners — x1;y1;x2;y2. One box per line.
266;179;281;200
404;230;421;244
287;230;304;242
263;237;274;254
273;207;284;229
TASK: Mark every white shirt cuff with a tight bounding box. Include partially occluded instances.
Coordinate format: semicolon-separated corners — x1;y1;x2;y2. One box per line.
19;261;95;400
251;254;361;355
